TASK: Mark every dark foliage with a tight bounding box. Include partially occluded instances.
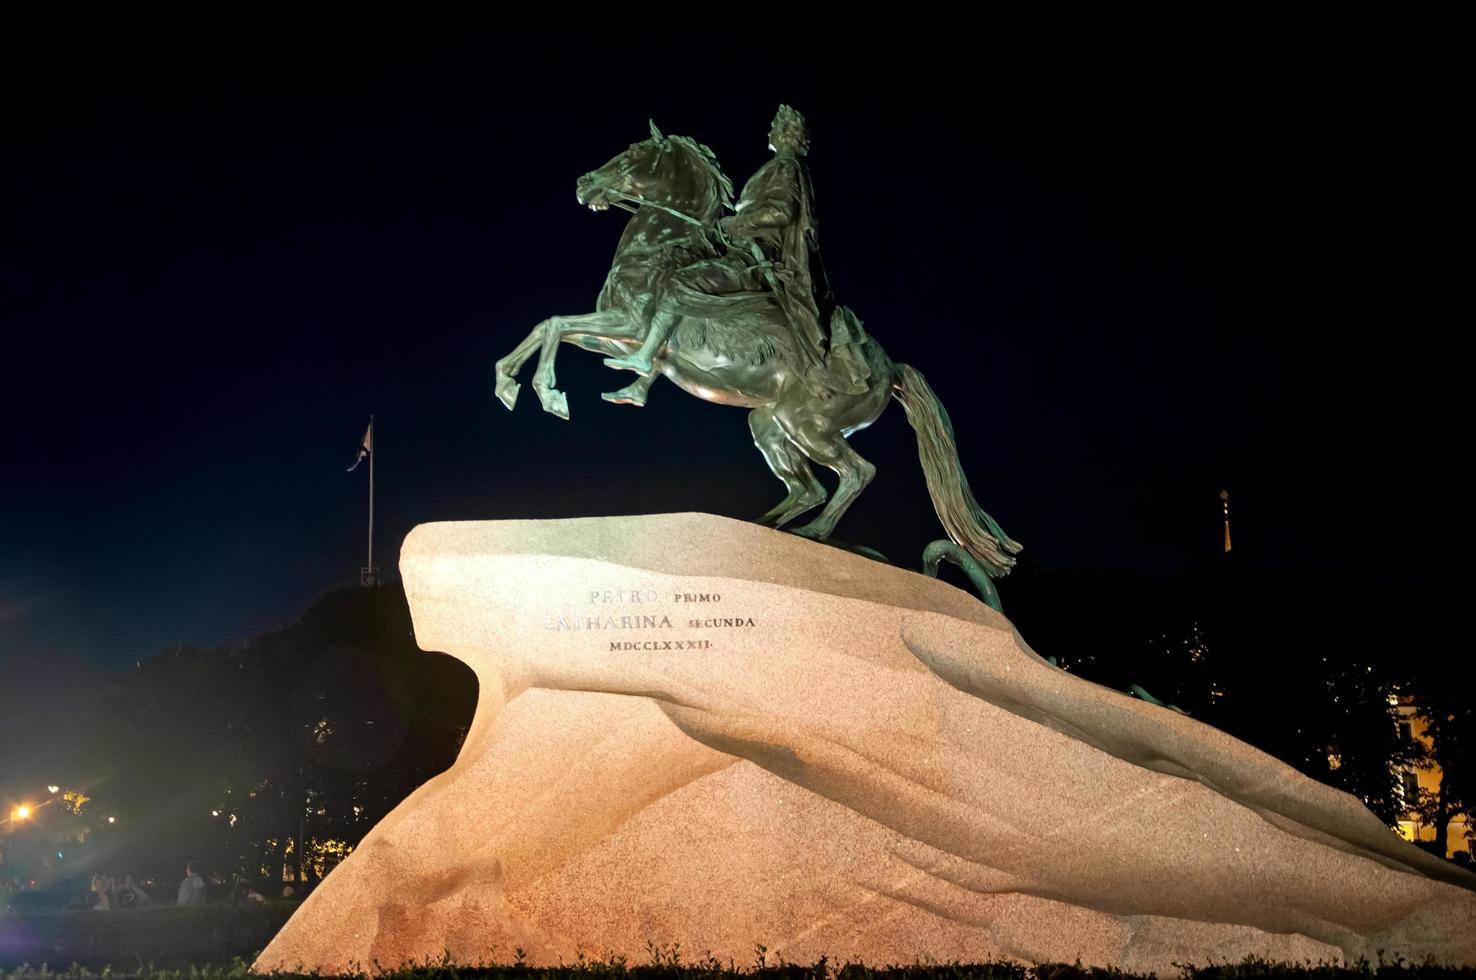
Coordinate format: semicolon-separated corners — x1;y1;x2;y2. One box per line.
4;945;1476;980
0;904;295;970
1002;556;1443;828
1;585;476;893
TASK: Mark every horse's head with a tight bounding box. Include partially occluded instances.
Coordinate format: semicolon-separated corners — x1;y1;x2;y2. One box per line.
575;120;732;225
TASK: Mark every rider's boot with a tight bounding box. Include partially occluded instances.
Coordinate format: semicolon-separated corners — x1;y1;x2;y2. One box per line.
603;325;665;378
602;373;654;407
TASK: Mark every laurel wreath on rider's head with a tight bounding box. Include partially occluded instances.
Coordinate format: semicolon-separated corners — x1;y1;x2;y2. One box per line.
771;104;809;156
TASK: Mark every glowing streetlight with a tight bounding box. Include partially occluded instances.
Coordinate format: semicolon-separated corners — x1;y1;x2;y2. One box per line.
106;816;116;824
47;785;60;794
11;806;31;822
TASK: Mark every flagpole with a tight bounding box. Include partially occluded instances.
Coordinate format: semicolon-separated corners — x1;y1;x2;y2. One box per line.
366;415;376;587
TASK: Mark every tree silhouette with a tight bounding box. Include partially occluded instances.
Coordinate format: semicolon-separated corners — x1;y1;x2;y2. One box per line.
1413;690;1473;858
37;584;476;891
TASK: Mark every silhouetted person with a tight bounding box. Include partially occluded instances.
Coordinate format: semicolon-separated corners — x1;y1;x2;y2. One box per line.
176;862;206;907
90;874;111;911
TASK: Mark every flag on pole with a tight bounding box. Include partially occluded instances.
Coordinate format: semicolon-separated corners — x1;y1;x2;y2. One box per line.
347;419;373;472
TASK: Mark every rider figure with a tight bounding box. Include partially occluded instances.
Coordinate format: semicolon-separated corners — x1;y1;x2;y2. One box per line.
604;105;870;398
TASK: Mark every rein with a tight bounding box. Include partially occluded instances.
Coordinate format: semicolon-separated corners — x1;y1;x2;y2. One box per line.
605;188;709;230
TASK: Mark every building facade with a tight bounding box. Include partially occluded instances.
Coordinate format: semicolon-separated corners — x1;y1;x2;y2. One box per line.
1394;696;1472;860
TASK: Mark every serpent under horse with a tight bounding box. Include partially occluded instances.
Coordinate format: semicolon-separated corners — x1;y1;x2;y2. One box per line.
493;123;1022;598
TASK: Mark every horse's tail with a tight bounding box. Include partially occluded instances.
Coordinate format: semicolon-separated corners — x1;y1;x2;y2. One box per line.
892;363;1022;578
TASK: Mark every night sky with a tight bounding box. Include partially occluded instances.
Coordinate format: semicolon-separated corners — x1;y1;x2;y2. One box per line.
2;11;1465;677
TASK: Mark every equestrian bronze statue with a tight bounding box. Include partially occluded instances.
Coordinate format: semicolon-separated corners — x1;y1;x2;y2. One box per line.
494;107;1021;606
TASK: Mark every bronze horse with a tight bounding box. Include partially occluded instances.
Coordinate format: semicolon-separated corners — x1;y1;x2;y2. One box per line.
493;125;1021;588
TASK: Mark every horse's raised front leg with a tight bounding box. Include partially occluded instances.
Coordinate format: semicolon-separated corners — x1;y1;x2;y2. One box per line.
530;310;634;420
494;322;550;411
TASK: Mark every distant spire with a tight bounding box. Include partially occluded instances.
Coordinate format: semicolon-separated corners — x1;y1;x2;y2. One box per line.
1220;490;1232;554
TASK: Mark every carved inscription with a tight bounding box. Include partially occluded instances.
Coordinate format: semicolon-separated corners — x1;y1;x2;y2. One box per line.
539;586;757;651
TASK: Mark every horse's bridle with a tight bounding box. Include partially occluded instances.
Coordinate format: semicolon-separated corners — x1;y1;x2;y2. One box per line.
587;142;731;247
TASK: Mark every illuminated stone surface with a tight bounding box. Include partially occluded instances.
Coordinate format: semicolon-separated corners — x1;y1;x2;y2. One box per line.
255;514;1476;975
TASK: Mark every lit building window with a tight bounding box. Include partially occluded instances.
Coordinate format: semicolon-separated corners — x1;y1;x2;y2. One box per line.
1400;771;1420;806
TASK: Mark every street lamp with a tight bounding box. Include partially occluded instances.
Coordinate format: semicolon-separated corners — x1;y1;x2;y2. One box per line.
10;806;31;822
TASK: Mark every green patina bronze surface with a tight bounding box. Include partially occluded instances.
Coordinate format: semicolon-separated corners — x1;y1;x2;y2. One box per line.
921;539;1003;613
495;106;1022;595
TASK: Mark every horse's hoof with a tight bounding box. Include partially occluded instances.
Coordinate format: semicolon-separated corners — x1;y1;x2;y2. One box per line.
757;505;807;529
537;386;570;420
601;384;648;407
495;376;521;411
787;523;829;541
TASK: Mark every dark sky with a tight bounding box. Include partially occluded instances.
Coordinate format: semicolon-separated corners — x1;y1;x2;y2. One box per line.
1;10;1465;674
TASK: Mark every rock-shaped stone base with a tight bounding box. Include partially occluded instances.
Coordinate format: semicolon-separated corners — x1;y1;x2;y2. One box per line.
254;514;1475;976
